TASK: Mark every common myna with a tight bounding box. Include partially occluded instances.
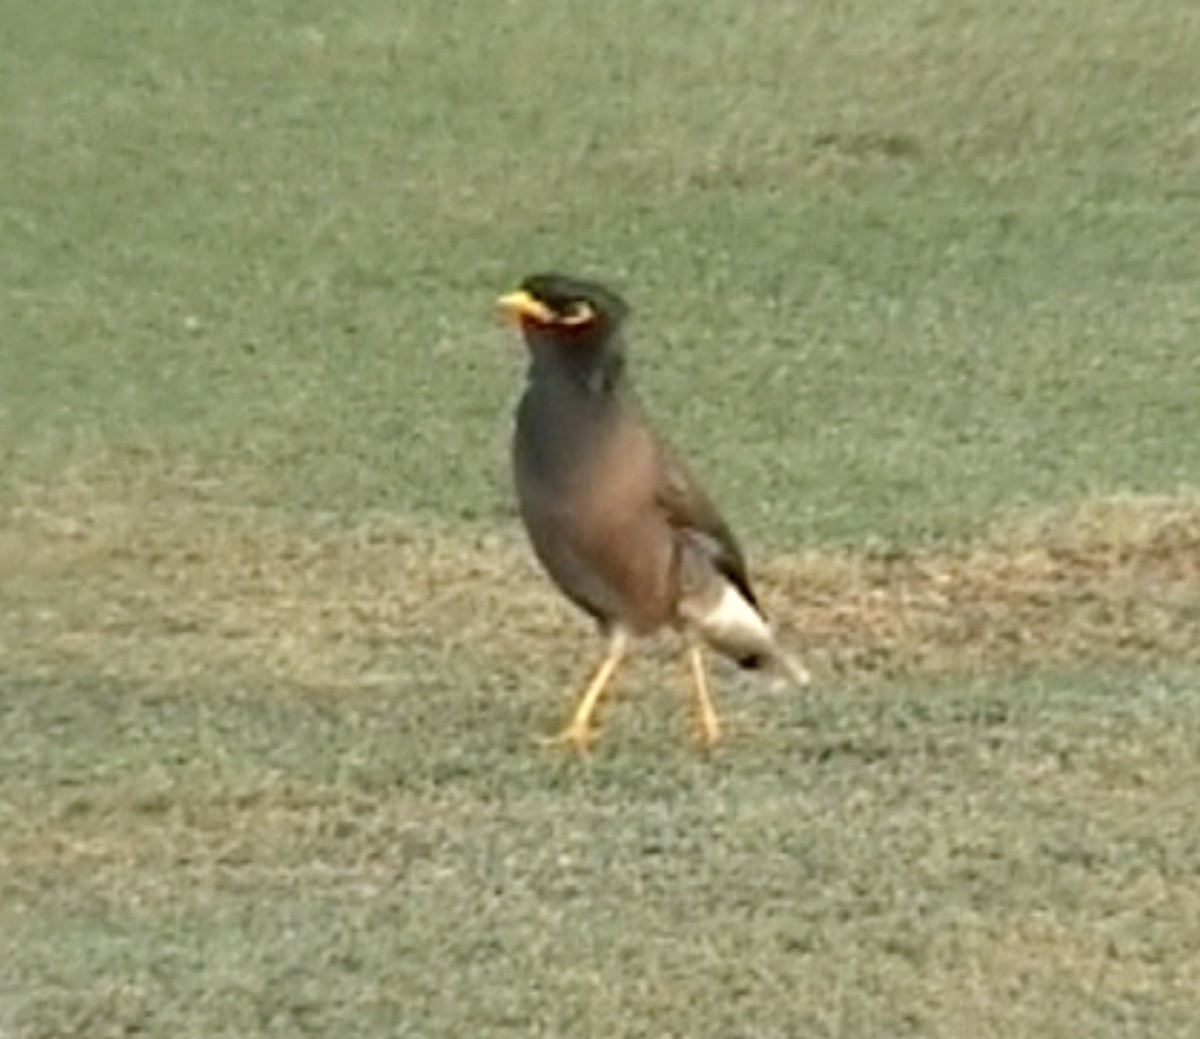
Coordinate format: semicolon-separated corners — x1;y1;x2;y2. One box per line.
498;273;809;749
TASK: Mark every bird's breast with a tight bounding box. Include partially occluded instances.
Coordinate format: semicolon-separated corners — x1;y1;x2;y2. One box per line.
512;388;677;632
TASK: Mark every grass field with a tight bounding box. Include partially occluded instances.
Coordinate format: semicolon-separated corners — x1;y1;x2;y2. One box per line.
3;0;1200;1035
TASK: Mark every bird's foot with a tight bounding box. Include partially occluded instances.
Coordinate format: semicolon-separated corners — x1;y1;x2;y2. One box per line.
694;710;722;749
538;723;599;752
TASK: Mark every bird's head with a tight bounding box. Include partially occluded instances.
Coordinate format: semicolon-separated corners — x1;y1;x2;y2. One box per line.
497;273;630;346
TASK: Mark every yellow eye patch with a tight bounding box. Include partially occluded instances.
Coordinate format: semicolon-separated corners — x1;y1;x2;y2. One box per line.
557;301;596;328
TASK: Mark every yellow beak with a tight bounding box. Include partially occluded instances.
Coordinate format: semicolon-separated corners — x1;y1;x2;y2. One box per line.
497;289;555;325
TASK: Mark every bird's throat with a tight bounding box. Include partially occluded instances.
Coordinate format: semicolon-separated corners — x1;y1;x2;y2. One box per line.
527;347;624;399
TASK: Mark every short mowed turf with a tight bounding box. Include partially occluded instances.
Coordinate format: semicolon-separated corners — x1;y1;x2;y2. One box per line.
3;1;1200;1035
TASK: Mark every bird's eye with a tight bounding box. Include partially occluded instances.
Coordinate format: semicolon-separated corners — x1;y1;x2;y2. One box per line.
558;301;596;328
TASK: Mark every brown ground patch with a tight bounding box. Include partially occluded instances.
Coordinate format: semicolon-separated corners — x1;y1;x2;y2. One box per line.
766;499;1200;679
4;478;1199;690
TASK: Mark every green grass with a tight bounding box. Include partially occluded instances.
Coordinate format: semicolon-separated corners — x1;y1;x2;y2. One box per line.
3;0;1200;1035
3;671;1200;1036
4;0;1199;543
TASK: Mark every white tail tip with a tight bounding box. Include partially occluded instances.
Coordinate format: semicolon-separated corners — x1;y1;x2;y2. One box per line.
775;650;812;689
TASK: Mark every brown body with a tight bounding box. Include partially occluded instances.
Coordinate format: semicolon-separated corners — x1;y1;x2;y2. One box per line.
517;401;678;633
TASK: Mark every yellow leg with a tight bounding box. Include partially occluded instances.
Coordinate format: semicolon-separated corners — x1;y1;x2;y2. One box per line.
547;630;628;750
686;642;722;747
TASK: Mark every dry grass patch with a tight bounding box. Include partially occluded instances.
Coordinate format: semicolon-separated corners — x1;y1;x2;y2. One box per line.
4;478;1200;691
768;497;1200;679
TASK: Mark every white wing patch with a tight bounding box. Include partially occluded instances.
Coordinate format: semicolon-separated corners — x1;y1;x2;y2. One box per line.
689;581;774;658
679;577;813;687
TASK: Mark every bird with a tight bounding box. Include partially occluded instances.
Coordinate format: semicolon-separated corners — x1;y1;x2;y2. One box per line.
497;272;809;749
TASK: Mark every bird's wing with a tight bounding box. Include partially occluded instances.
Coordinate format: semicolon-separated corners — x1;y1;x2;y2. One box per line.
654;442;760;610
